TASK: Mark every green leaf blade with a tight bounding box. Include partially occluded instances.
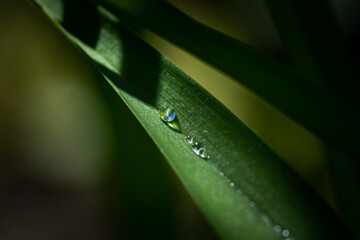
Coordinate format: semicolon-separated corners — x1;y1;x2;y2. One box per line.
30;0;351;239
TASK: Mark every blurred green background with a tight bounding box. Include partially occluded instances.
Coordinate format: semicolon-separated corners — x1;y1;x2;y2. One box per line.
0;0;359;239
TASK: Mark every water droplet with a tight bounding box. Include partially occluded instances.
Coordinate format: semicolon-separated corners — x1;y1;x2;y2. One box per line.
282;230;290;238
159;105;176;122
159;105;181;132
274;225;282;233
185;136;194;144
229;182;235;187
185;136;210;159
219;171;224;177
191;142;209;159
249;202;255;207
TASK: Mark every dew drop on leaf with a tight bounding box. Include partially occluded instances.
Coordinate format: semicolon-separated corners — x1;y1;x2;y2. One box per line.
159;105;181;132
274;225;282;233
185;136;210;159
185;136;195;144
282;230;290;238
191;141;209;159
159;105;176;122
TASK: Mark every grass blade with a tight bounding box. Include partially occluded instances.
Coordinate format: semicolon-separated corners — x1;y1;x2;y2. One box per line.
29;0;351;239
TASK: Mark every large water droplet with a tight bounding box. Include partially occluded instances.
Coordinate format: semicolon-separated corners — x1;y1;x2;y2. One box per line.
159;105;181;132
159;105;176;122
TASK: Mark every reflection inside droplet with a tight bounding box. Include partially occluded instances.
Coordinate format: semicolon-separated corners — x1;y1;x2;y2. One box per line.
185;136;210;160
159;105;176;122
192;142;208;159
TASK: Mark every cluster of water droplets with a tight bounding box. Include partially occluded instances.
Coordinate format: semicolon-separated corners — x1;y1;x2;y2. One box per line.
274;225;291;239
159;105;292;239
159;105;210;160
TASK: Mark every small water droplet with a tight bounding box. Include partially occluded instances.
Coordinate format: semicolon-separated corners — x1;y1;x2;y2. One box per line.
250;202;255;207
219;171;224;177
282;230;290;238
185;136;194;144
159;105;176;122
274;225;282;233
229;182;235;187
191;142;209;159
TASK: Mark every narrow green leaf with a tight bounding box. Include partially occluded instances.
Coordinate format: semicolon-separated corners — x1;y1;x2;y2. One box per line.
30;0;351;239
98;0;360;159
